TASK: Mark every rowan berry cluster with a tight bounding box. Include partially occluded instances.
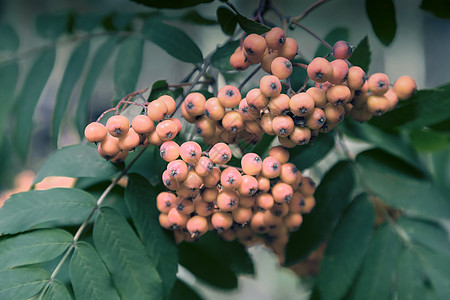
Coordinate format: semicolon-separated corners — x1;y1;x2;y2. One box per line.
84;94;180;163
157;141;315;257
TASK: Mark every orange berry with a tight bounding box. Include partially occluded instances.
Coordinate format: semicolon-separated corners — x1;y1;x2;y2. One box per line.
243;33;267;57
268;145;290;164
307;57;333;83
230;49;250;71
132;115;155;134
332;40;352;59
239;99;259;121
179;141;202;164
147;130;164;146
222;111;244;133
263;210;283;229
327;84;352;106
289;191;306;213
167;159;189;182
232;207;253;225
147;100;168;122
159;213;171;230
100;135;121;158
289;92;315;116
203;167;221;188
194;200;215;217
183;170;203;191
257;176;271;193
211;211;233;231
237;175;258;196
299;176;316;196
280;163;300;185
347;66;367;90
306;108;326;129
250;211;268;233
186;215;208;238
272;182;293;203
271;202;289;218
260;75;282;98
350;107;373;122
384;88;399;111
300;196;316;213
265;27;286;50
220;167;242;190
106;115;129;138
261;156;281;178
201;187;218;203
209;142;232;164
271;57;293;80
217;189;239;211
277;37;298;60
195;156;214;177
239;195;255;208
175;198;195;215
162;170;180;191
256;192;275;210
167;207;189;229
241;153;263;175
118;128;141;151
260;112;276;135
158;95;176;115
261;51;278;73
204;97;225;121
181;101;196;123
368;73;389;95
329;59;349;85
289;126;311;145
284;213;303;231
366;95;389;116
195;116;216;138
218;85;241;109
157;192;176;213
155;119;178;141
324;103;345;124
393;75;416;100
184;92;206;116
85;122;107;143
110;150;128;164
272;115;294;137
269;93;291;115
246;88;269;109
278;136;297;149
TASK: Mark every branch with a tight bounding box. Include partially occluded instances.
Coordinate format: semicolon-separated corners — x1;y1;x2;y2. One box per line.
290;20;333;51
291;0;330;22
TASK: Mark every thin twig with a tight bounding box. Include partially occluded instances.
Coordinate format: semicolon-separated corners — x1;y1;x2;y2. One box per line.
290;20;333;51
238;65;262;91
292;0;330;22
37;146;149;299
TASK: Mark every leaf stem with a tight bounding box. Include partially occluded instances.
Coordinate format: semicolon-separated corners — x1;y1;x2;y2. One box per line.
37;146;149;299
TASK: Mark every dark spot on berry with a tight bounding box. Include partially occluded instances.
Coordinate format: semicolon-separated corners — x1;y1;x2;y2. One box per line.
315;71;324;79
299;107;308;114
160;149;166;157
226;89;234;97
186;102;194;110
222;153;229;161
189;150;196;157
378;80;386;88
270;82;278;90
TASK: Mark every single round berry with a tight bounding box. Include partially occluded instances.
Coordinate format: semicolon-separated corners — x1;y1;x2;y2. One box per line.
147;99;168;122
209;142;232;164
100;135;121;158
179;141;202;164
195;116;216;138
203;167;221;188
332;40;352;59
329;59;349;85
269;93;291;115
106;115;130;138
243;33;267;57
289;92;315;116
250;211;268;233
278;136;296;149
237;174;258;196
162;170;180;191
222;111;244;133
256;192;275;210
280;163;300;185
277;37;298;60
324;103;345;124
195;156;214;177
167;159;189;182
232;207;253;225
327;84;352;106
201;187;218;203
241;153;263;175
260;112;276;135
217;85;241;109
284;213;303;231
183;170;203;191
132;115;155;134
157;192;176;213
272;182;293;203
204;97;225;121
300;196;316;213
289;126;311;145
366;95;389;116
246;88;269;109
217;189;239;211
194;200;215;217
186;215;208;238
184;92;206;116
211;211;233;231
384;88;399;111
220;167;242;190
85;122;107;143
181;101;196;123
368;73;390;95
347;66;367;90
393;75;417;100
272;115;294;137
156;119;179;141
265;27;286;50
268;146;290;164
230;48;250;71
271;57;293;80
261;156;281;178
260;75;282;98
168;207;189;229
307;57;333;83
299;176;316;196
306;108;326;129
118;128;141;151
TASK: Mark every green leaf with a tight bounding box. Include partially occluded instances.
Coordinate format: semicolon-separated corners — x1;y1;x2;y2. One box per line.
0;268;49;299
74;12;109;32
142;20;203;64
0;23;19;51
370;82;450;130
52;40;90;145
0;188;96;235
415;246;450;299
211;40;240;71
13;48;55;159
318;194;375;300
128;145;166;186
342;118;421;169
356;149;450;220
170;279;204;300
75;37;117;137
348;36;371;72
236;14;270;35
217;6;237;36
398;217;450;256
43;280;72;300
350;224;402;300
421;0;450;19
70;242;120;300
397;248;430;300
288;133;335;171
409;128;450;152
34;144;119;184
113;37;144;104
290;58;309;91
315;27;349;59
125;174;178;297
180;10;217;25
131;0;213;9
0;228;72;270
365;0;397;46
178;241;238;289
93;207;163;299
35;12;70;39
148;80;169;101
0;62;19;148
284;161;355;266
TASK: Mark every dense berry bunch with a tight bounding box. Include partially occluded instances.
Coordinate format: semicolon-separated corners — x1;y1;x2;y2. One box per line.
84;94;180;163
157;141;315;260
